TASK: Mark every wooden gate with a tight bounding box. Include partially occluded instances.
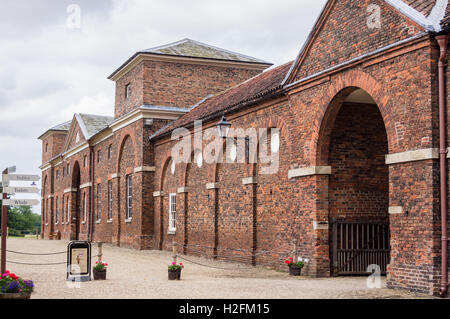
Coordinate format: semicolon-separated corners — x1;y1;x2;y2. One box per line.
331;220;390;275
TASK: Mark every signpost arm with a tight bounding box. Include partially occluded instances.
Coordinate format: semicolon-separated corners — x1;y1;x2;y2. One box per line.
1;168;8;274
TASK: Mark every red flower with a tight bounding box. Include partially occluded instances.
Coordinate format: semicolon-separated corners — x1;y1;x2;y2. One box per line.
9;273;18;280
289;257;293;261
285;260;289;264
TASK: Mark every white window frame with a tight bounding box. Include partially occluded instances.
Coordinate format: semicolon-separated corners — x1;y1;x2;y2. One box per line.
55;197;59;224
126;175;132;220
108;180;113;221
66;196;70;224
83;192;87;223
168;193;177;233
125;83;131;99
45;199;48;225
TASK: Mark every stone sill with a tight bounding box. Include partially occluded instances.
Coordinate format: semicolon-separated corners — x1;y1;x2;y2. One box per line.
125;218;132;223
96;220;101;224
167;230;176;235
107;219;112;224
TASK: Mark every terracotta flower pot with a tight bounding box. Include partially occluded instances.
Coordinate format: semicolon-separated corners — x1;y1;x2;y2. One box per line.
0;292;31;299
168;269;181;280
93;269;107;280
288;265;302;276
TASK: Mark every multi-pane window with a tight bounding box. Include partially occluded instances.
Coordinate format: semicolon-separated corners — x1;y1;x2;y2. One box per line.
169;193;177;233
45;199;48;224
97;184;101;221
66;196;70;223
84;155;88;167
108;145;112;160
108;180;113;220
62;197;65;223
126;175;132;220
83;192;87;223
55;197;59;224
97;150;102;163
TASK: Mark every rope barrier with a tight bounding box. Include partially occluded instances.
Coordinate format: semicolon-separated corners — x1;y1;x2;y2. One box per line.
6;249;66;256
176;255;254;270
6;260;67;266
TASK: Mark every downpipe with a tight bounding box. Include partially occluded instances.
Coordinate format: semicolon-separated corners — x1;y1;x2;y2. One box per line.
437;34;449;297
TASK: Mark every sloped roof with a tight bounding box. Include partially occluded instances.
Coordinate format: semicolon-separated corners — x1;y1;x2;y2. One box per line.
152;61;293;140
37;120;72;139
76;113;114;139
50;120;72;131
108;38;272;80
385;0;449;31
142;38;271;64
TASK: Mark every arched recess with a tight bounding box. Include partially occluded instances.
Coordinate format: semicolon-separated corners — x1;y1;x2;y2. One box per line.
159;156;177;250
71;161;81;240
117;135;136;246
315;86;390;276
43;176;48;229
184;149;212;256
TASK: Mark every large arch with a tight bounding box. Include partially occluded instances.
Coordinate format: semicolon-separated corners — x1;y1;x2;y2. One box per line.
117;135;136;247
71;161;81;240
313;70;394;165
315;86;390;276
159;156;175;250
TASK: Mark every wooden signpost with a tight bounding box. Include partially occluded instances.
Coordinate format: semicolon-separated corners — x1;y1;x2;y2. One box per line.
1;166;40;274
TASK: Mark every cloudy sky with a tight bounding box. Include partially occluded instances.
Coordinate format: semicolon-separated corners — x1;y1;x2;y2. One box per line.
0;0;327;213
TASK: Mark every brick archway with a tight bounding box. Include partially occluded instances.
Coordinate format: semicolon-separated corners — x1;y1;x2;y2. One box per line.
70;161;81;240
313;84;390;277
313;70;394;166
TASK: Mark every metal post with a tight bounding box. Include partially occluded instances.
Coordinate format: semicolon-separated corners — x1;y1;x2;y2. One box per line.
1;168;8;274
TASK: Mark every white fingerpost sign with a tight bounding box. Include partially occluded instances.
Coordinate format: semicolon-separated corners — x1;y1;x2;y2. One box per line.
2;199;40;206
3;187;39;195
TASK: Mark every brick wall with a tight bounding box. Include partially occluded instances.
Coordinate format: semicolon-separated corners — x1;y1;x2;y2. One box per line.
114;59;263;118
328;102;389;222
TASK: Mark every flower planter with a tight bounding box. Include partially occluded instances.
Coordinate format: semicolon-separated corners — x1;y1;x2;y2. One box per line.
0;292;31;299
93;269;107;280
288;265;302;276
168;269;181;280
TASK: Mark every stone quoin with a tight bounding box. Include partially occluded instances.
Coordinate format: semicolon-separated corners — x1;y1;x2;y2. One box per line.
38;1;450;295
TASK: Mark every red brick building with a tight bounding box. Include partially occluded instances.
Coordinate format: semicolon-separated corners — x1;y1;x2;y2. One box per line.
39;1;450;295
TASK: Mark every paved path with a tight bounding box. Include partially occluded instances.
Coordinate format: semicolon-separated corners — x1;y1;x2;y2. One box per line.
1;238;435;299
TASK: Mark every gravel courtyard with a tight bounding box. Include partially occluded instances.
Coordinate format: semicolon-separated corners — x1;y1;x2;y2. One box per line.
1;238;435;299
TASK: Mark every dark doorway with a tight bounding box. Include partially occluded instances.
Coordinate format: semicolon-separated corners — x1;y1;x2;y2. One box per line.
326;89;390;276
71;162;81;240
